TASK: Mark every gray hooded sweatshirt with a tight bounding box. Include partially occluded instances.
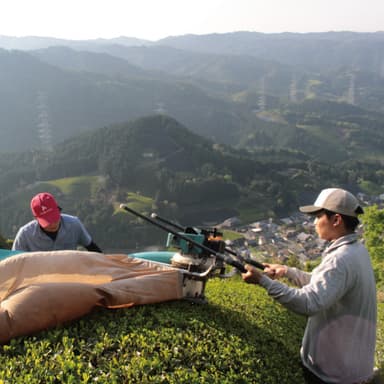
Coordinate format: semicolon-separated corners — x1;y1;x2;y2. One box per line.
259;233;377;383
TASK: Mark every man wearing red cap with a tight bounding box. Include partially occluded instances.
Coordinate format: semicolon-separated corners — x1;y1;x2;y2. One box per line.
242;188;377;384
12;192;102;253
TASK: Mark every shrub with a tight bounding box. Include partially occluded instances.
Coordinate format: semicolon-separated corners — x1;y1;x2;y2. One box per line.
0;276;383;383
0;278;307;383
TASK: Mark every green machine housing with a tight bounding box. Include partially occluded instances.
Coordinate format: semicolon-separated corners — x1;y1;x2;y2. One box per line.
166;227;226;256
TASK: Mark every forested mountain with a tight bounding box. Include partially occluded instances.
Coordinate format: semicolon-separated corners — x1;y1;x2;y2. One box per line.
0;48;238;152
1;114;380;251
32;39;384;114
245;99;384;162
31;46;152;78
0;35;148;50
1;32;384;154
159;31;384;74
3;31;383;75
1;33;384;382
0;32;384;250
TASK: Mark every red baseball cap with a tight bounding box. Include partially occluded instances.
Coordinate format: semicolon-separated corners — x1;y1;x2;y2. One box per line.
30;192;61;228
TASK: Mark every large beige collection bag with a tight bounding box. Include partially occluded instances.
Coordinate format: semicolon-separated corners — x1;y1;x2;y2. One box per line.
0;250;184;343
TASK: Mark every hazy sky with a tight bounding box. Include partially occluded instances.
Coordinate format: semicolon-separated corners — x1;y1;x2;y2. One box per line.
1;0;383;41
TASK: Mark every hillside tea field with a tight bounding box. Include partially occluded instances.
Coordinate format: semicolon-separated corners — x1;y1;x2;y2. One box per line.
0;277;383;383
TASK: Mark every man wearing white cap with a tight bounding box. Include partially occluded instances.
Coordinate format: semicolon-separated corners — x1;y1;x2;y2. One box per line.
242;188;377;384
12;192;102;253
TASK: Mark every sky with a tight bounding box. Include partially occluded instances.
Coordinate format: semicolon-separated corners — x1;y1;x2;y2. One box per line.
0;0;383;41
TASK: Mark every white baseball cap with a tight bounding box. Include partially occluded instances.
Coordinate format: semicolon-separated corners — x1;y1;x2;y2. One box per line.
299;188;364;217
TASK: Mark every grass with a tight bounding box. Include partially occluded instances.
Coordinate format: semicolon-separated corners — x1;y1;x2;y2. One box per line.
124;192;154;214
222;229;244;241
0;277;382;383
238;206;275;224
46;176;101;196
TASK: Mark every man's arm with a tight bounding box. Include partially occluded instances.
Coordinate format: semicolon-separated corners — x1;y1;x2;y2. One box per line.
261;263;312;287
243;259;349;317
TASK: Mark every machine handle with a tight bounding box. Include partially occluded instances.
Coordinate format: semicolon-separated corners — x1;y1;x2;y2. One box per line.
120;204;252;273
151;211;265;271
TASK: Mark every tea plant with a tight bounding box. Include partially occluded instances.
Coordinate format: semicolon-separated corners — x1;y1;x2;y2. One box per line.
0;277;382;383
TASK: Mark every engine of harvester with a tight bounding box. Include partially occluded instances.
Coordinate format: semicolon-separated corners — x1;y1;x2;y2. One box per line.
166;227;227;303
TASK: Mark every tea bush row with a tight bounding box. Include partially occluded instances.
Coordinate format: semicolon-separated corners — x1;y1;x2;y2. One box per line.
0;277;382;383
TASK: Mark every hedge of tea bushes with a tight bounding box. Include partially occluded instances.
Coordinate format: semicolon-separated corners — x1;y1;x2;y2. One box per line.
0;277;382;383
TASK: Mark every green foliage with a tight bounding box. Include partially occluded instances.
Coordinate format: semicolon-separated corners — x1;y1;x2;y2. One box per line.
47;176;99;195
304;259;321;272
359;179;384;195
376;303;384;376
286;254;302;269
0;278;307;383
124;192;154;213
0;113;383;250
362;206;384;286
0;233;10;249
0;276;383;382
222;230;244;241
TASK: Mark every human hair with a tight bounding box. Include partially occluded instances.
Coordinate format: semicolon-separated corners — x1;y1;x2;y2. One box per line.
322;209;360;232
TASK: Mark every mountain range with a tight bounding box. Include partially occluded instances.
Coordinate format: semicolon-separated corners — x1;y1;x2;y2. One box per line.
1;31;384;155
0;32;383;249
0;113;381;250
